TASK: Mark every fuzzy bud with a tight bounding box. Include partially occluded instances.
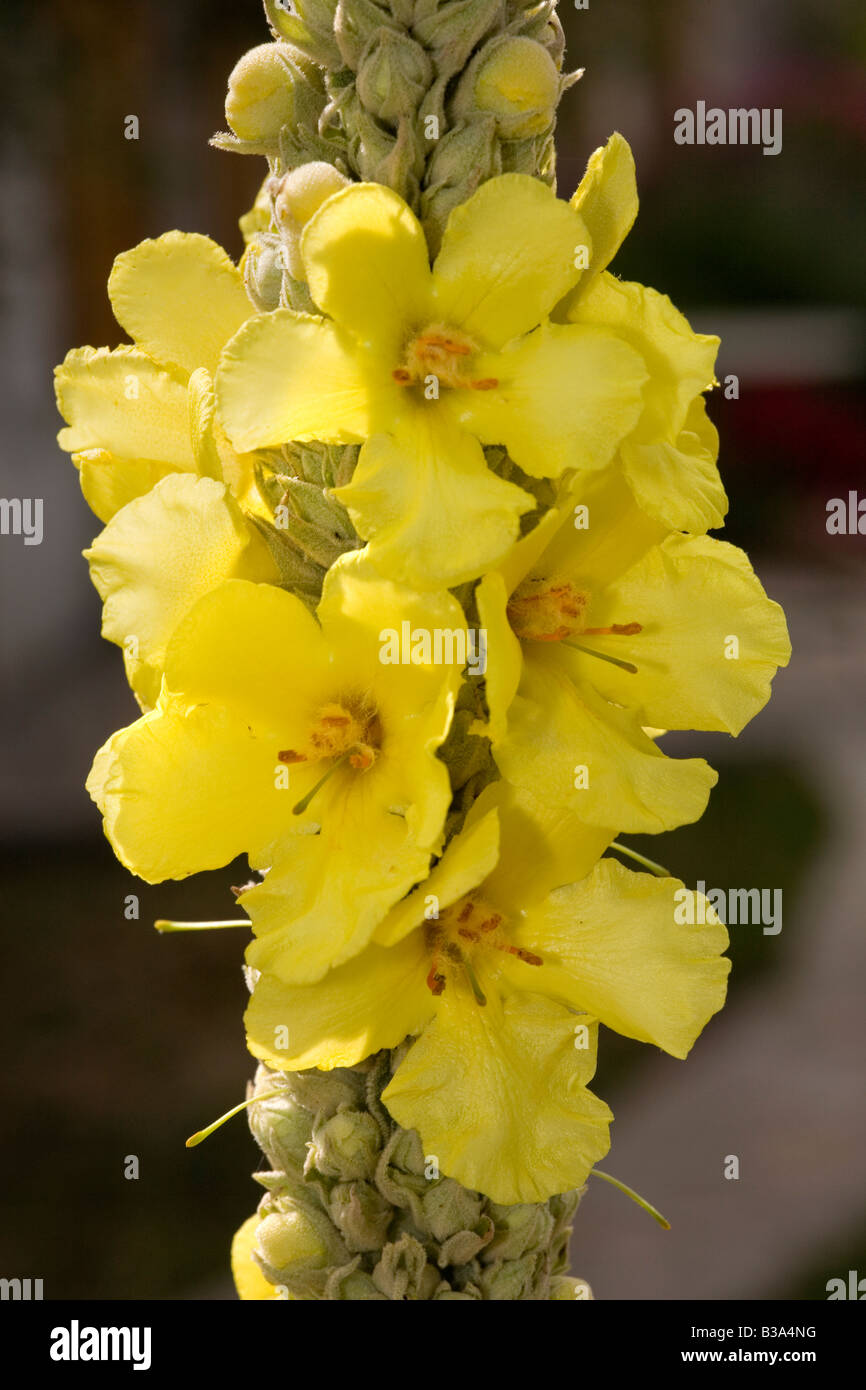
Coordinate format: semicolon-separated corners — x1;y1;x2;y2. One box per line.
472;36;560;138
307;1109;382;1181
256;1206;331;1274
225;43;306;143
242;234;284;312
247;1066;312;1175
356;30;432;124
328;1180;393;1252
273;161;351;278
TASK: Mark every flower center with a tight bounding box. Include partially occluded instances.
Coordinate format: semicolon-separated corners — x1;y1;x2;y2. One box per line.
507;576;591;642
277;699;381;815
392;322;498;392
424;893;542;1006
507;575;643;673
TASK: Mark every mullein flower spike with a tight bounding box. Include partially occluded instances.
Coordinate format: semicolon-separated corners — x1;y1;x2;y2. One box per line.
57;0;790;1298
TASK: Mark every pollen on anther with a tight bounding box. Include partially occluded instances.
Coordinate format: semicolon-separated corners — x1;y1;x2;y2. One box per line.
277;749;306;764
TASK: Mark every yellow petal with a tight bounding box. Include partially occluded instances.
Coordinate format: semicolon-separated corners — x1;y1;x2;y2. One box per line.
373;806;500;948
85;474;277;708
431;174;589;350
496;650;717;834
577;532;791;733
383;984;612;1205
517;859;730;1058
620;396;728;533
470;780;613;911
316;551;461;849
216;310;395;452
245;935;434;1071
475;570;522;742
576;272;719;439
86;699;292;882
73;449;178;525
453;322;647;478
108;231;251;377
545;469;667;591
163;578;330;734
334;413;532;589
570;132;638;281
301;183;433;355
56;346;194;466
242;801;439;984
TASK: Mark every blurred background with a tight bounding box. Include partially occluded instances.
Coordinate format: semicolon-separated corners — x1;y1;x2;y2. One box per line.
0;0;863;1299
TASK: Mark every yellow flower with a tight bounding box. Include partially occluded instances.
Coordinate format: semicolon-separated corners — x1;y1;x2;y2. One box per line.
84;472;276;709
561;133;727;533
476;471;791;834
55;231;257;523
215;175;649;589
245;782;730;1204
87;554;462;983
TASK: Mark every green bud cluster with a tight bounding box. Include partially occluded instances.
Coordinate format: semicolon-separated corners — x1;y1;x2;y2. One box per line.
216;0;581;254
244;1056;588;1299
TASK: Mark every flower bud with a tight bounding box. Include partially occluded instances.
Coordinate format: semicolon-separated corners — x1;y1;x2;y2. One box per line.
473;36;560;138
420;115;499;254
422;1177;483;1241
356;31;432;124
328;1180;393;1252
412;0;504;79
256;1207;330;1274
484;1200;554;1261
247;1066;312;1175
274;161;351;229
273;161;351;279
307;1109;382;1180
225;43;305;143
231;1215;288;1300
334;0;402;69
242;235;284;312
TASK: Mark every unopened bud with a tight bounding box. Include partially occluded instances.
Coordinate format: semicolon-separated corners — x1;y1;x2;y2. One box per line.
242;236;283;312
273;161;351;279
226;43;305;144
356;30;432;125
275;160;351;227
307;1108;382;1181
257;1208;326;1270
474;37;560;139
247;1067;312;1175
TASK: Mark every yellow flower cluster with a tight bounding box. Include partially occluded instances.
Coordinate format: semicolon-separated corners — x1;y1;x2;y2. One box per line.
56;134;790;1208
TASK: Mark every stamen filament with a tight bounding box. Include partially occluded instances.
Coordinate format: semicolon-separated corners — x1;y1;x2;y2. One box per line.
185;1090;286;1148
292;750;351;816
590;1168;671;1229
608;842;670;878
155;918;251;933
563;640;638;674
